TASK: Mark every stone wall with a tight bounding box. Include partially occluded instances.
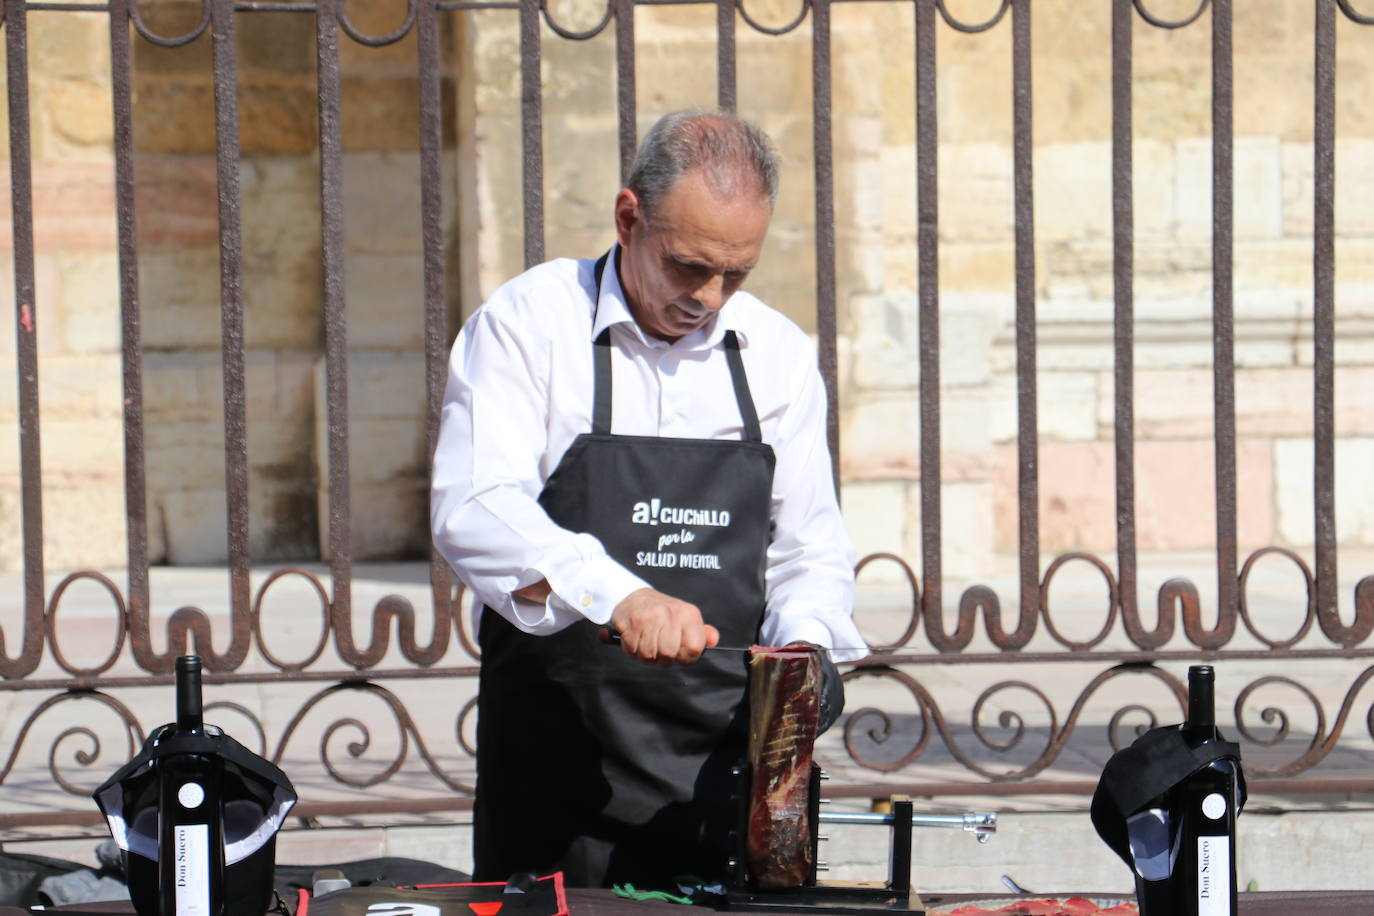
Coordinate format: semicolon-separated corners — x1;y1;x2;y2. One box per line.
1;0;1372;583
459;0;1374;589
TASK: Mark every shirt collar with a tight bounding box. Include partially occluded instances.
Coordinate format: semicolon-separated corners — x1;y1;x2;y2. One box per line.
592;244;746;351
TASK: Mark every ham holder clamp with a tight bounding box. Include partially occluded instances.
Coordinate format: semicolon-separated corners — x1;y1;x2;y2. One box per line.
721;647;997;915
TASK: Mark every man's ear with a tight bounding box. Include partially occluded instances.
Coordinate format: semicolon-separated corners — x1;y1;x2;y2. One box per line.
614;188;640;249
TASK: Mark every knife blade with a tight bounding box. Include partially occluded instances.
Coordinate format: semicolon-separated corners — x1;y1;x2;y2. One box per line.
601;630;865;653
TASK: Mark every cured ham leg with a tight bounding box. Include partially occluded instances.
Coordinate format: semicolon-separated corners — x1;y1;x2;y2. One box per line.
745;645;822;888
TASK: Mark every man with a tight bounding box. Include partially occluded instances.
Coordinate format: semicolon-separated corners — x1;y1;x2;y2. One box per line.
431;111;867;888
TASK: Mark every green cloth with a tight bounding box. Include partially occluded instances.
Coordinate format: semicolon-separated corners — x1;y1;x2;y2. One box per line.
610;884;696;905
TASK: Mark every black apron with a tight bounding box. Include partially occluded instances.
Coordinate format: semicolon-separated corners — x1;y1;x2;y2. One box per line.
474;253;776;888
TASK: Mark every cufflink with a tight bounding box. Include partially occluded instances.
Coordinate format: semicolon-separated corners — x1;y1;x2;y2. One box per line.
581;595;593;608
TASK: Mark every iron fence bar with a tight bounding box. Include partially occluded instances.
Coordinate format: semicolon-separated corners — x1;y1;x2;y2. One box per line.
4;643;1374;694
1008;0;1037;649
417;0;458;647
812;0;838;498
716;0;735;111
615;0;636;185
1312;0;1342;644
236;1;316;9
315;0;361;661
25;2;106;8
1113;0;1154;649
210;0;253;668
520;0;544;267
822;776;1374;799
1208;0;1237;646
915;0;964;650
3;0;46;679
110;0;153;661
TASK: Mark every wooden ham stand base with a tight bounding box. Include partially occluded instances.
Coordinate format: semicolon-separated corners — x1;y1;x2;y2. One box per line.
721;765;926;915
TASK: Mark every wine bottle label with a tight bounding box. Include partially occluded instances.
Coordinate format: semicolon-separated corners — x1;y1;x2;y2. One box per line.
1201;793;1226;820
178;782;205;809
174;823;212;916
1197;834;1232;916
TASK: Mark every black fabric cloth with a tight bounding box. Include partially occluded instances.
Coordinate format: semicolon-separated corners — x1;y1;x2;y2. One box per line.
93;724;297;916
474;252;777;889
299;874;567;916
1090;723;1248;870
0;851;88;907
272;858;471;903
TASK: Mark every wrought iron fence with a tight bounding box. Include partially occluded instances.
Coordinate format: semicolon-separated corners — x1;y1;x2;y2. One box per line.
2;0;1374;832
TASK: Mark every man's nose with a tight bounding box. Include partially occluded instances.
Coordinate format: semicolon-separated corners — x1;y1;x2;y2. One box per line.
691;273;728;312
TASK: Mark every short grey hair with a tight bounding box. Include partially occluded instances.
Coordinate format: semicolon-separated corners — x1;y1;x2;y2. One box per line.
627;111;780;217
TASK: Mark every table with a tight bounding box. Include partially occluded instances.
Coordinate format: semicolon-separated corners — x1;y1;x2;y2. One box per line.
15;888;1374;916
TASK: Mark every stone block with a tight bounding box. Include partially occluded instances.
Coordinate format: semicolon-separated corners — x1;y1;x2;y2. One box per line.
988;370;1098;444
342;152;459;256
39;482;128;571
347;418;428;485
0;162;117;252
1236;136;1284;241
1280;141;1313;239
240;80;320;157
159;488;220;565
840;479;912;585
35;354;124;420
839;391;919;481
160;480;321;565
913;479;993;584
1010;439;1116;553
1132;139;1174;241
42;80;116;154
133;78;218;156
0;253;62;358
1275;436;1374;547
55;253;121;354
133;157;221;251
128;2;213;73
938;143;1013;244
1335;139;1374;237
1175;136;1283;243
320;480;430;562
939;243;1017;295
138;249;224;350
0;471;17;573
341;74;457;154
939;385;994;466
1018;438;1274;553
848;294;918;391
1033;142;1112;243
238;12;315;75
37;417;125;476
27;16;110;83
251;485;320;560
344;253;427;351
145;419;228;492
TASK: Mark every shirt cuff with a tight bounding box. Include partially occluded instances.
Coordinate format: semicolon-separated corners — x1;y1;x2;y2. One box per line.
538;539;650;625
766;615;870;663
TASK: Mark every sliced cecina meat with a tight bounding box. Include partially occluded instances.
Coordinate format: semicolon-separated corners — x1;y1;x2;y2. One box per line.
744;645;822;888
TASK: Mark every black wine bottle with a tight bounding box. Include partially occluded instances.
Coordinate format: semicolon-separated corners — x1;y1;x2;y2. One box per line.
1169;665;1240;916
157;656;226;916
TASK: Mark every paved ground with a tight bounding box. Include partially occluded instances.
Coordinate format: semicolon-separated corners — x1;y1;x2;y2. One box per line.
1;550;1372;894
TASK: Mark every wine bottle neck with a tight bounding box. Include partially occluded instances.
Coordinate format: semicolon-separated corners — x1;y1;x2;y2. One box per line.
176;656;204;734
1186;665;1216;738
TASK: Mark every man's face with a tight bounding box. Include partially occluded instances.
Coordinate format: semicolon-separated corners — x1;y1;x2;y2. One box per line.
614;168;772;343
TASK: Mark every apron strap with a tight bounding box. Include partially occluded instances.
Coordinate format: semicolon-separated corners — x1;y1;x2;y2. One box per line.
590;248;762;442
592;252;613;435
723;331;762;443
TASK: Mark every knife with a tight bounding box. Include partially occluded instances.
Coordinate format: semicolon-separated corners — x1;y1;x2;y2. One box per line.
601;629;865;653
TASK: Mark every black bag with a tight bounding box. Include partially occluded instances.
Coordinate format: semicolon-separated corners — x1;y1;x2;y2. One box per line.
93;725;297;916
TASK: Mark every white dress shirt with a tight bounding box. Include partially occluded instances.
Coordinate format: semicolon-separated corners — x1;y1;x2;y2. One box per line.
431;246;868;662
